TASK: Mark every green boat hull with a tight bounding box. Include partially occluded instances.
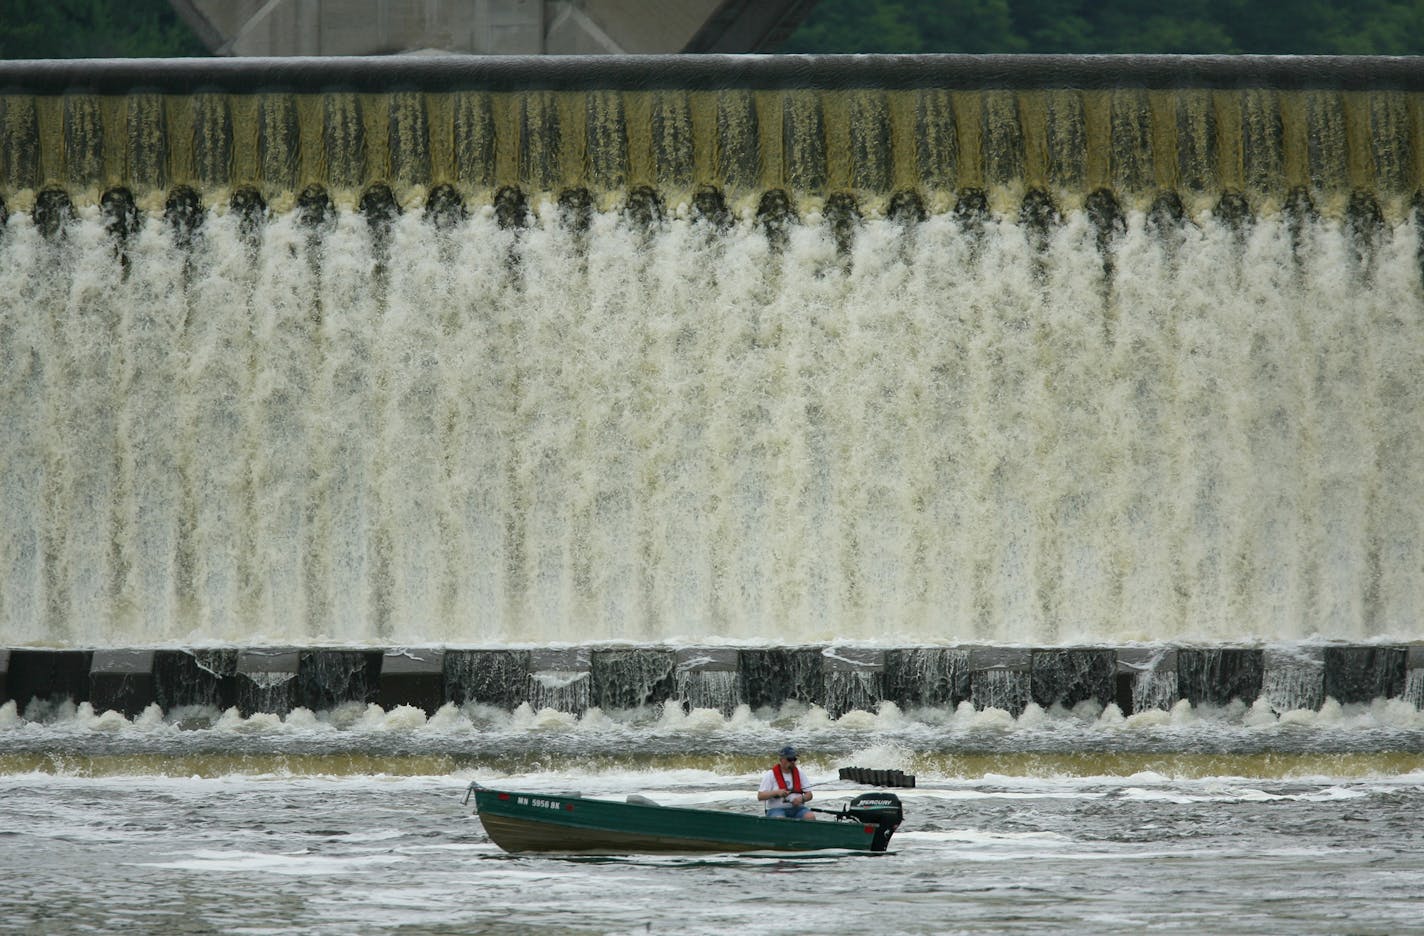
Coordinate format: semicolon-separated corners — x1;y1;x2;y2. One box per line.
471;786;896;854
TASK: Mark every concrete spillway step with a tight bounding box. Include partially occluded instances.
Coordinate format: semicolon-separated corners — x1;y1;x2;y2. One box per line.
2;56;1423;218
2;645;1420;718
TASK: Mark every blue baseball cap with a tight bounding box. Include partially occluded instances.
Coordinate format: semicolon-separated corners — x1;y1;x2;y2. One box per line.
778;745;797;759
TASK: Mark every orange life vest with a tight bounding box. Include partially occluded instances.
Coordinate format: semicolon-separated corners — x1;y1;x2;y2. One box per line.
772;763;803;794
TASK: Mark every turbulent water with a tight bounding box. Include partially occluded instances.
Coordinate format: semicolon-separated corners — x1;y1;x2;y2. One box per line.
3;746;1423;935
8;689;1424;760
6;678;1424;932
2;683;1424;928
2;202;1422;648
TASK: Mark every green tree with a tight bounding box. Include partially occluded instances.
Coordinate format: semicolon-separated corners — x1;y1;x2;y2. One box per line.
797;0;1026;53
780;0;1424;54
0;0;207;58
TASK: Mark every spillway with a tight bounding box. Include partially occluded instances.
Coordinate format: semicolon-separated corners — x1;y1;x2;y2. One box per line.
3;55;1424;216
0;55;1422;715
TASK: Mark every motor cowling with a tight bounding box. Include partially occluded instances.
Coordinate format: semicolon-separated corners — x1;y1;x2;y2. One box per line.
846;791;903;828
844;791;903;850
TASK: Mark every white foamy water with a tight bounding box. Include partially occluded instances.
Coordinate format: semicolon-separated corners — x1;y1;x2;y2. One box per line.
2;761;1423;935
1;204;1421;646
4;693;1424;762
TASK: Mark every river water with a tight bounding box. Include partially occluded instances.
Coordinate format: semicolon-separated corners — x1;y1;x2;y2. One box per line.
4;697;1423;935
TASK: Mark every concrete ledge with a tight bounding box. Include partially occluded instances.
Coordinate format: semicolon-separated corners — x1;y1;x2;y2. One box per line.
1114;647;1179;714
822;648;887;717
5;650;93;713
968;647;1031;671
1324;646;1406;703
1116;647;1177;674
380;649;445;715
90;650;156;717
883;648;969;708
823;648;886;673
445;650;530;709
528;648;592;714
739;648;824;709
591;649;675;710
966;647;1031;715
154;649;237;711
4;55;1424;96
1177;648;1264;706
236;649;300;716
1031;648;1115;711
299;650;380;711
673;648;740;714
1262;647;1325;712
4;644;1422;717
674;648;739;673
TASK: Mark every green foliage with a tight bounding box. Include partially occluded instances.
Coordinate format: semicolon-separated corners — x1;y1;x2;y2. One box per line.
0;0;207;58
781;0;1424;54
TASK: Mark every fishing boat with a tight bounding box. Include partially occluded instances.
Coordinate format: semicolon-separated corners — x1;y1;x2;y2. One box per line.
465;782;903;854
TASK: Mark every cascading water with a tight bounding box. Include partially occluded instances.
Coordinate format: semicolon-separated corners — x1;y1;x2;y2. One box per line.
1;196;1420;647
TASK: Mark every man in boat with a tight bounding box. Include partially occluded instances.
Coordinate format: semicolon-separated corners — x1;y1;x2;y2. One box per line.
758;745;815;819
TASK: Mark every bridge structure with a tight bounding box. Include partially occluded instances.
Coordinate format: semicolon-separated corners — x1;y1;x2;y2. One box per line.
167;0;819;56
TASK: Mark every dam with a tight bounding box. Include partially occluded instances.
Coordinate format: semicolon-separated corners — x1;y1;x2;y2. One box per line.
1;55;1422;716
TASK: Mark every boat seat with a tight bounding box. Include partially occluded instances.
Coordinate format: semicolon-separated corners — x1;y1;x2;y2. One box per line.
626;794;660;806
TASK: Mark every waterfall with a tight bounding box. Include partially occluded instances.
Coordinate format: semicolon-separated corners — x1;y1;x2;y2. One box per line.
2;197;1420;648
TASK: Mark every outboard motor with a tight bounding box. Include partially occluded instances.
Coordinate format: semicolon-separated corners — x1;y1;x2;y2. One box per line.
844;792;903;851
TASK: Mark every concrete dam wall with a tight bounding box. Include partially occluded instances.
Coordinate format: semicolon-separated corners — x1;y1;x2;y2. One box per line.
4;643;1422;720
2;55;1423;218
